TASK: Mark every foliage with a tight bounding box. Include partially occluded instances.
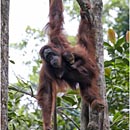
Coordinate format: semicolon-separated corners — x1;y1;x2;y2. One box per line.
8;79;43;130
103;0;129;37
104;29;129;130
56;90;81;130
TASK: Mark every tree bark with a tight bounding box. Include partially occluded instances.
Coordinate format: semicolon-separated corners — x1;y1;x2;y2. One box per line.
80;0;110;130
0;0;10;129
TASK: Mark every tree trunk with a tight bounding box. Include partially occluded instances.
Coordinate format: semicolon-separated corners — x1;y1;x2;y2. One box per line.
1;0;10;129
80;0;110;130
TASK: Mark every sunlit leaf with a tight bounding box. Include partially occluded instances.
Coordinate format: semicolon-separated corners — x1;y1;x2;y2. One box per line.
104;60;114;67
104;42;112;48
108;29;116;44
105;68;111;76
115;37;125;48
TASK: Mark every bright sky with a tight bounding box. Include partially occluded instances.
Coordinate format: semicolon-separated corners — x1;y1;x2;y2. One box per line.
9;0;79;43
9;0;48;43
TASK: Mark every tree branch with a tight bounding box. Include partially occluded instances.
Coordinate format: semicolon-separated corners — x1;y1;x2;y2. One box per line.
8;86;37;99
57;109;80;130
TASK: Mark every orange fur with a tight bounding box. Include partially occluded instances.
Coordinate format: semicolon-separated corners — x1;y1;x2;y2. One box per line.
37;1;104;130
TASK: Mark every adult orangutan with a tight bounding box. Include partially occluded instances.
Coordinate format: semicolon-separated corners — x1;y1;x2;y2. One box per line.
37;0;72;129
37;0;104;129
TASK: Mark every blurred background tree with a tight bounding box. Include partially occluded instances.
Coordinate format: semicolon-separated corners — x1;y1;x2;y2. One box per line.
8;0;129;130
103;0;129;37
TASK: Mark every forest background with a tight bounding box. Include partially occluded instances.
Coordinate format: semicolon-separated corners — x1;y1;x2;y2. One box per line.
8;0;129;130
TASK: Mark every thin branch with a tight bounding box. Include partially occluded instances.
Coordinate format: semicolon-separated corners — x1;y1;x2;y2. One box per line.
8;86;37;99
57;109;80;130
29;85;34;97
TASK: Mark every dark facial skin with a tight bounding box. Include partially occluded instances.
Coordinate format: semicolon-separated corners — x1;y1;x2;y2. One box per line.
42;48;62;68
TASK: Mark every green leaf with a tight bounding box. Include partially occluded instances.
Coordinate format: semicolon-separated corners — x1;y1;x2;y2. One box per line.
104;60;114;67
115;37;125;48
57;97;61;106
123;42;129;50
13;124;16;130
107;48;115;55
115;85;123;90
122;58;129;66
113;112;122;120
104;42;112;48
62;96;76;105
116;46;123;53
